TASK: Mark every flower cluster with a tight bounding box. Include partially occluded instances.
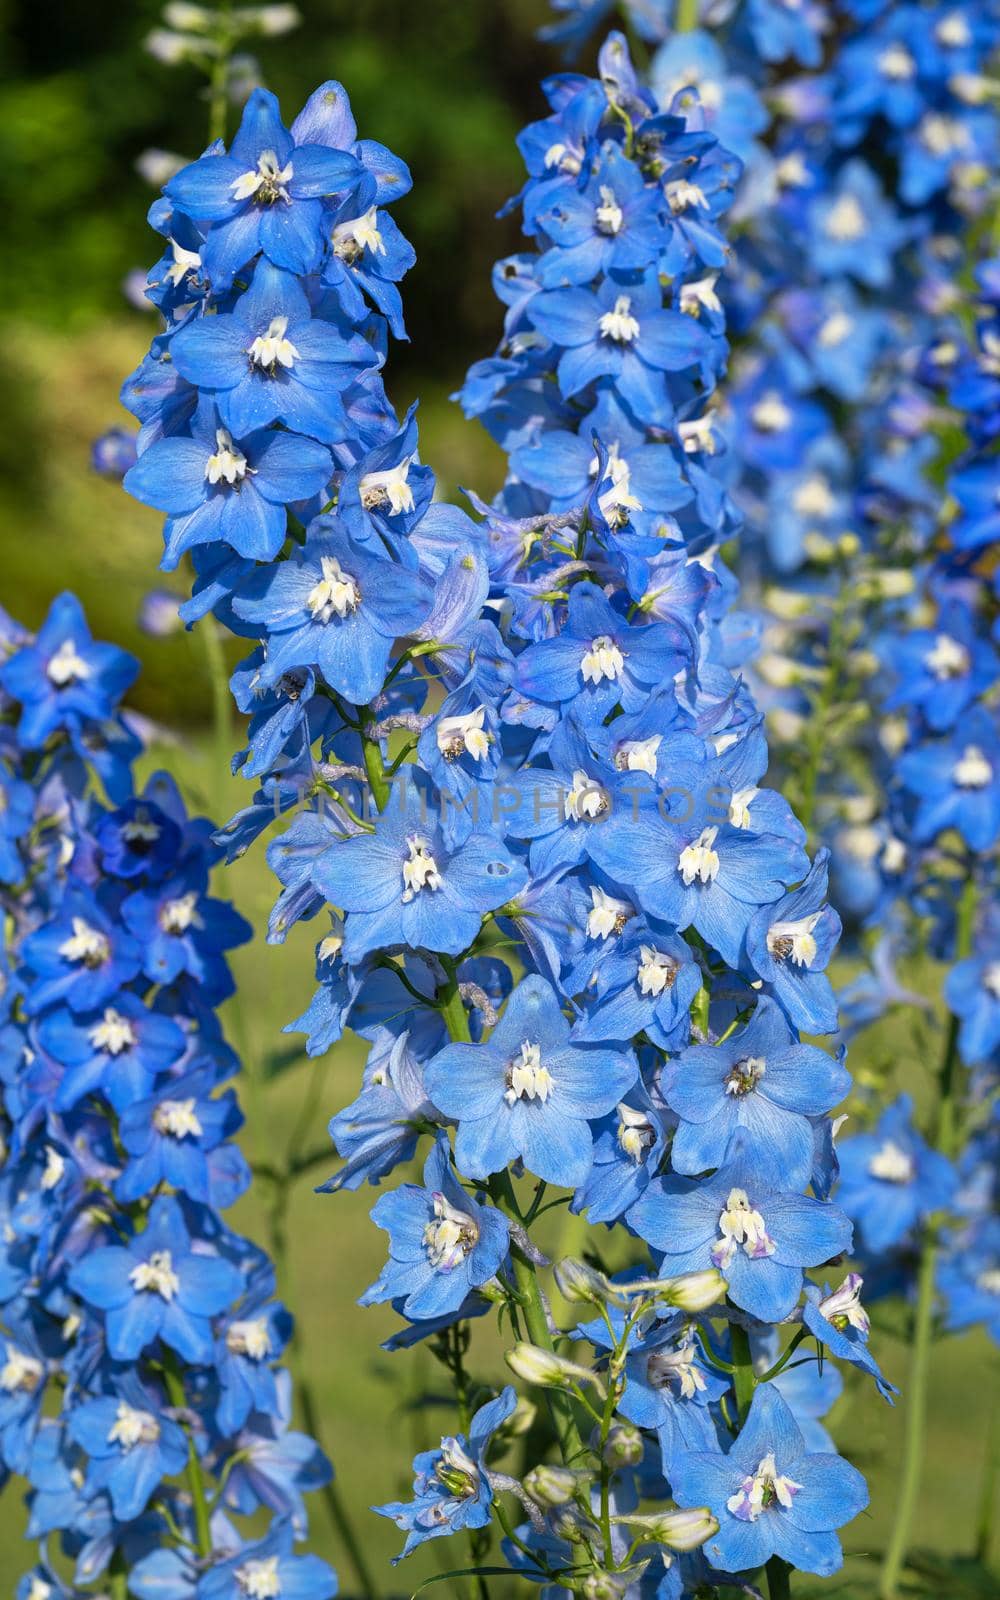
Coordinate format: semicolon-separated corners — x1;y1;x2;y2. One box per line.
115;31;884;1594
0;594;335;1600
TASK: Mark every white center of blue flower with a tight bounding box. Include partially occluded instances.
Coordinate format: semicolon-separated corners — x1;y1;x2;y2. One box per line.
564;770;609;822
47;639;91;687
725;1055;766;1097
248;316;300;371
925;633;969;679
728;786;758;829
868;1139;915;1183
594;186;624;235
727;1452;803;1522
165;239;202;287
505;1041;553;1106
823;194;866;242
817;311;854;347
767;913;820;967
617;1103;655;1162
122;810;162;842
107;1401;160;1450
921;114;971;155
953;744;992;788
160;892;200;934
232;150;293;205
423;1192;480;1270
153;1099;203;1140
792;476;835;518
878;42;916;78
332;206;386;261
647;1334;706;1399
711;1188;776;1269
235;1555;282;1598
433;1437;480;1500
750;392;792;433
581;635;624;685
636;945;678;997
227;1317;273;1359
681;275;722;316
59;917;110;968
437;708;490;761
360;458;415;515
596;450;642;526
819;1273;870;1335
665;179;709;213
205;428;249;486
306;555;361;622
89;1007;137;1056
0;1347;43;1393
937;11;971;46
983;962;1000;998
976;1268;1000;1294
614;734;661;775
599;295;640;343
587;886;632;939
41;1146;64;1190
401;836;442;899
678;827;720;887
129;1249;180;1301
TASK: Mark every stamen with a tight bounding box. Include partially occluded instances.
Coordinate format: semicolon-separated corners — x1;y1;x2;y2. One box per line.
504;1041;553;1106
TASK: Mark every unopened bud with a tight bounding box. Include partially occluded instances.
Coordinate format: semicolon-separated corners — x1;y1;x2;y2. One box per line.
523;1463;582;1507
581;1574;630;1600
554;1257;623;1307
652;1268;727;1312
603;1422;643;1467
163;2;214;28
612;1506;719;1551
505;1342;606;1398
551;1506;599;1545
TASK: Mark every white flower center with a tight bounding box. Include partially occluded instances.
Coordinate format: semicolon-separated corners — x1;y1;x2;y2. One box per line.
580;634;624;685
47;639;91;687
27;1578;52;1600
564;769;608;822
819;1273;870;1335
505;1040;553;1106
976;1268;1000;1295
360;458;415;516
678;827;720;887
983;962;1000;998
318;915;345;962
129;1249;180;1301
711;1187;776;1270
108;1401;161;1450
587;886;632;940
775;151;809;188
727;1452;803;1522
58;917;110;967
0;1348;43;1393
792;476;836;518
614;734;661;775
937;12;971;46
205;428;248;486
724;1055;766;1097
401;836;442;898
332;206;385;260
227;1317;273;1360
729;786;758;829
636;945;678;997
160;891;199;934
235;1555;282;1599
42;1146;65;1191
617;1103;655;1162
166;239;202;286
647;1336;706;1400
594;185;624;234
232;149;293;204
665;178;709;213
750;392;792;433
681;275;722;316
921;113;970;155
437;708;489;762
153;1098;203;1140
817;311;853;347
248;315;300;371
423;1192;480;1270
767;913;821;967
878;42;916;78
596;451;642;526
599;295;640;343
678;414;716;455
306;555;361;622
122;811;161;843
925;633;970;679
954;744;992;788
89;1007;138;1056
869;1138;915;1184
824;193;866;241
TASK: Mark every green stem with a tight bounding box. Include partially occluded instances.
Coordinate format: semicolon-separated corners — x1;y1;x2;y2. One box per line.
447;1324;490;1600
162;1356;213;1558
362;728;391;813
207;6;234;144
197;618;231;818
675;0;701;31
878;1231;937;1599
766;1556;793;1600
729;1321;756;1424
974;1369;998;1566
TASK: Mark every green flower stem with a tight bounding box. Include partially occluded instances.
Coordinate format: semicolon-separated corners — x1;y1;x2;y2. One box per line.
675;0;701;31
162;1354;213;1559
207;4;235;144
197;618;232;821
974;1367;998;1565
362;727;392;813
880;870;977;1598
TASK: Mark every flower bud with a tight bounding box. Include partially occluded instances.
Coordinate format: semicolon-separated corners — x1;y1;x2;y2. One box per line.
505;1342;606;1398
554;1256;622;1307
581;1572;631;1600
653;1268;727;1312
523;1462;581;1507
551;1506;599;1545
612;1506;718;1550
602;1422;643;1467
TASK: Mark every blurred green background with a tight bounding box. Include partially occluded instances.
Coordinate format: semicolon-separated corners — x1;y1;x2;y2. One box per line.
0;1;997;1595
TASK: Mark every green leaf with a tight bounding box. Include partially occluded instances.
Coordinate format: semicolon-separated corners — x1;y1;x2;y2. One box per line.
409;1566;518;1597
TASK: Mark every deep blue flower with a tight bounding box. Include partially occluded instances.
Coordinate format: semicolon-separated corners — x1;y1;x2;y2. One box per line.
0;593;138;750
116;1069;243;1204
424;974;636;1187
67;1376;189;1522
744;851;842;1036
35;995;186;1114
198;1518;337;1600
631;1152;852;1324
836;1096;957;1255
360;1135;509;1320
375;1386;516;1562
896;708;1000;851
944;952;1000;1062
21;891;141;1016
670;1383;867;1576
165;88;363;287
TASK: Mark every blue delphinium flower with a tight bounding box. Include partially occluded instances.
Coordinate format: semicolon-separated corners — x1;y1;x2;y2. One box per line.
670;1384;868;1577
0;592;138;751
836;1096;957;1254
